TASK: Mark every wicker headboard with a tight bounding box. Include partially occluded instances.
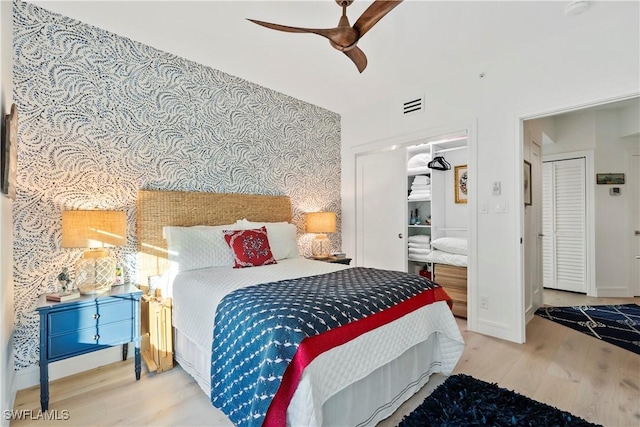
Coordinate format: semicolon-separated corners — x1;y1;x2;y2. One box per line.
136;190;292;282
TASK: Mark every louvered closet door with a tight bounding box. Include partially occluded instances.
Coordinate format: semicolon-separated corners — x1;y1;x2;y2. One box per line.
542;158;586;293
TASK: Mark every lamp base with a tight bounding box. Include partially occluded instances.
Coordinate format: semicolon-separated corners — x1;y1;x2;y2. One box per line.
311;234;332;260
75;252;116;295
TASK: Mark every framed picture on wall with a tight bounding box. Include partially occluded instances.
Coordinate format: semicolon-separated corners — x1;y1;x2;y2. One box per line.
1;103;18;200
596;173;624;185
524;160;532;206
454;164;468;204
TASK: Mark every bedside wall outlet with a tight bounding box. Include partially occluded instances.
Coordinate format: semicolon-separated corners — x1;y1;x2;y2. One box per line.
480;295;489;309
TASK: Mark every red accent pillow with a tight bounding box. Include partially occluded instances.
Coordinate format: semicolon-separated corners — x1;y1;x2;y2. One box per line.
223;226;277;268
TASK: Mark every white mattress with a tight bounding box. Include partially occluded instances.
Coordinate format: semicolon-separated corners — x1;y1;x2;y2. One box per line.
171;258;465;426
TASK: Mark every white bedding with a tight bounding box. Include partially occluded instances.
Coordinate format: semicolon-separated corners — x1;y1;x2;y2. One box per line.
425;249;468;267
171;258;465;426
172;258;348;355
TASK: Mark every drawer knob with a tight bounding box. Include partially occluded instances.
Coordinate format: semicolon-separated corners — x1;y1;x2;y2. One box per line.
92;313;100;319
93;335;100;341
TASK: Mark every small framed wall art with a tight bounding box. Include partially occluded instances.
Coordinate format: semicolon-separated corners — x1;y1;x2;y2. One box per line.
1;103;18;199
524;160;532;206
454;164;468;204
596;173;624;185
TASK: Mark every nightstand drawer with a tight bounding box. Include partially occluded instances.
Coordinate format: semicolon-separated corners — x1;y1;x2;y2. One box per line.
48;299;133;335
48;319;135;359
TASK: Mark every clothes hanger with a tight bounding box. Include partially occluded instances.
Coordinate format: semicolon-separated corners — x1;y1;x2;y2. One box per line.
428;156;451;171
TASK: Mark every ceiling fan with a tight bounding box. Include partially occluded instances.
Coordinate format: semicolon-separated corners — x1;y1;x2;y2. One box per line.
247;0;403;73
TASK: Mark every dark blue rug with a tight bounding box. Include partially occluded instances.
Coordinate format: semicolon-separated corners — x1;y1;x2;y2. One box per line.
399;374;599;427
535;304;640;355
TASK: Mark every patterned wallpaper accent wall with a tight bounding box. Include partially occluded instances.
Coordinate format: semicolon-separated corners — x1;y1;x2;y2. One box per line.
12;1;341;370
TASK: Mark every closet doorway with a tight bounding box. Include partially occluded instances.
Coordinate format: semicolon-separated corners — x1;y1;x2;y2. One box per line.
541;156;587;293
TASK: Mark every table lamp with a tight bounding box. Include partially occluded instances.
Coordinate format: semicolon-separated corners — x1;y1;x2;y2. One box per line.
62;210;126;294
305;212;336;259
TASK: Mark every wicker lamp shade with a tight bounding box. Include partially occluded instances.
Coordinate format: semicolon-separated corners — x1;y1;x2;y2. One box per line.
62;210;126;248
62;210;126;294
306;212;336;259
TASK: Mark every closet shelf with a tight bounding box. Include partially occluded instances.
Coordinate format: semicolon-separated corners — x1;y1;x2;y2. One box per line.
408;198;430;202
408;225;431;228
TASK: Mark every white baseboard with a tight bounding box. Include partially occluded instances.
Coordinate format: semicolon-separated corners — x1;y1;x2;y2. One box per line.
16;344;133;390
595;287;632;298
524;308;534;324
474;318;521;343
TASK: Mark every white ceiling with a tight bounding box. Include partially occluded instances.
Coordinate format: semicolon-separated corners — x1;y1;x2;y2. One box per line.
29;0;639;115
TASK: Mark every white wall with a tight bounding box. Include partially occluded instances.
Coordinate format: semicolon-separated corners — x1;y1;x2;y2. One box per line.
542;106;639;297
430;145;468;238
593;109;639;295
545;112;597;155
0;0;17;422
619;101;640;137
342;4;639;342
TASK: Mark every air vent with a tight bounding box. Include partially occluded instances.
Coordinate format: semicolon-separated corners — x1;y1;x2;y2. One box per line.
403;96;424;115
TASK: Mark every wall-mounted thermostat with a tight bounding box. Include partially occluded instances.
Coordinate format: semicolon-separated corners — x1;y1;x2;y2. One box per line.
492;181;501;196
610;187;621;196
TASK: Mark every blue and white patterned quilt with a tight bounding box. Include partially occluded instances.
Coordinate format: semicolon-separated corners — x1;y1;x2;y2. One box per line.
210;267;443;427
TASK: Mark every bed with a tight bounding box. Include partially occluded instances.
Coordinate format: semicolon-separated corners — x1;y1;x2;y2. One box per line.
137;190;465;427
425;237;469;319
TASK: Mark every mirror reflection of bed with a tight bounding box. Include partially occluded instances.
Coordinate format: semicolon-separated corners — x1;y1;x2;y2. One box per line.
137;190;465;426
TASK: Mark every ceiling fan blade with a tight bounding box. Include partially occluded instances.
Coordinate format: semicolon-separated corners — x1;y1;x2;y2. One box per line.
344;46;368;73
353;0;403;39
247;19;343;40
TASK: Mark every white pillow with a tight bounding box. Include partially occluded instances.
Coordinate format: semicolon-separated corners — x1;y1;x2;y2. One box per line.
430;237;468;256
164;224;239;272
238;219;300;260
407;152;431;168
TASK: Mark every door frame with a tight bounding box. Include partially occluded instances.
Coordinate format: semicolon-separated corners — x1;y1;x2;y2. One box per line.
542;151;595;297
517;92;639;342
352;120;477;330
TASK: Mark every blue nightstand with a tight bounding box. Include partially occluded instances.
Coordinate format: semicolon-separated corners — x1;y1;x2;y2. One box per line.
36;284;142;411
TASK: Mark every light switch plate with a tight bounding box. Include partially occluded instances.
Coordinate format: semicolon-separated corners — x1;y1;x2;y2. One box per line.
494;200;508;213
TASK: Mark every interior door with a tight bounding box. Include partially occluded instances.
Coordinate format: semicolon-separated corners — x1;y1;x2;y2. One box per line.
542;157;587;293
355;148;406;270
530;143;543;309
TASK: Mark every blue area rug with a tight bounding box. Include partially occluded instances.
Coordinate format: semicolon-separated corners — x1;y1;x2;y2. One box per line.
535;304;640;355
399;374;599;427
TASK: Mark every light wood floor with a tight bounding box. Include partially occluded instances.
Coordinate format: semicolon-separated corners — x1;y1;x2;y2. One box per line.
12;290;640;427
